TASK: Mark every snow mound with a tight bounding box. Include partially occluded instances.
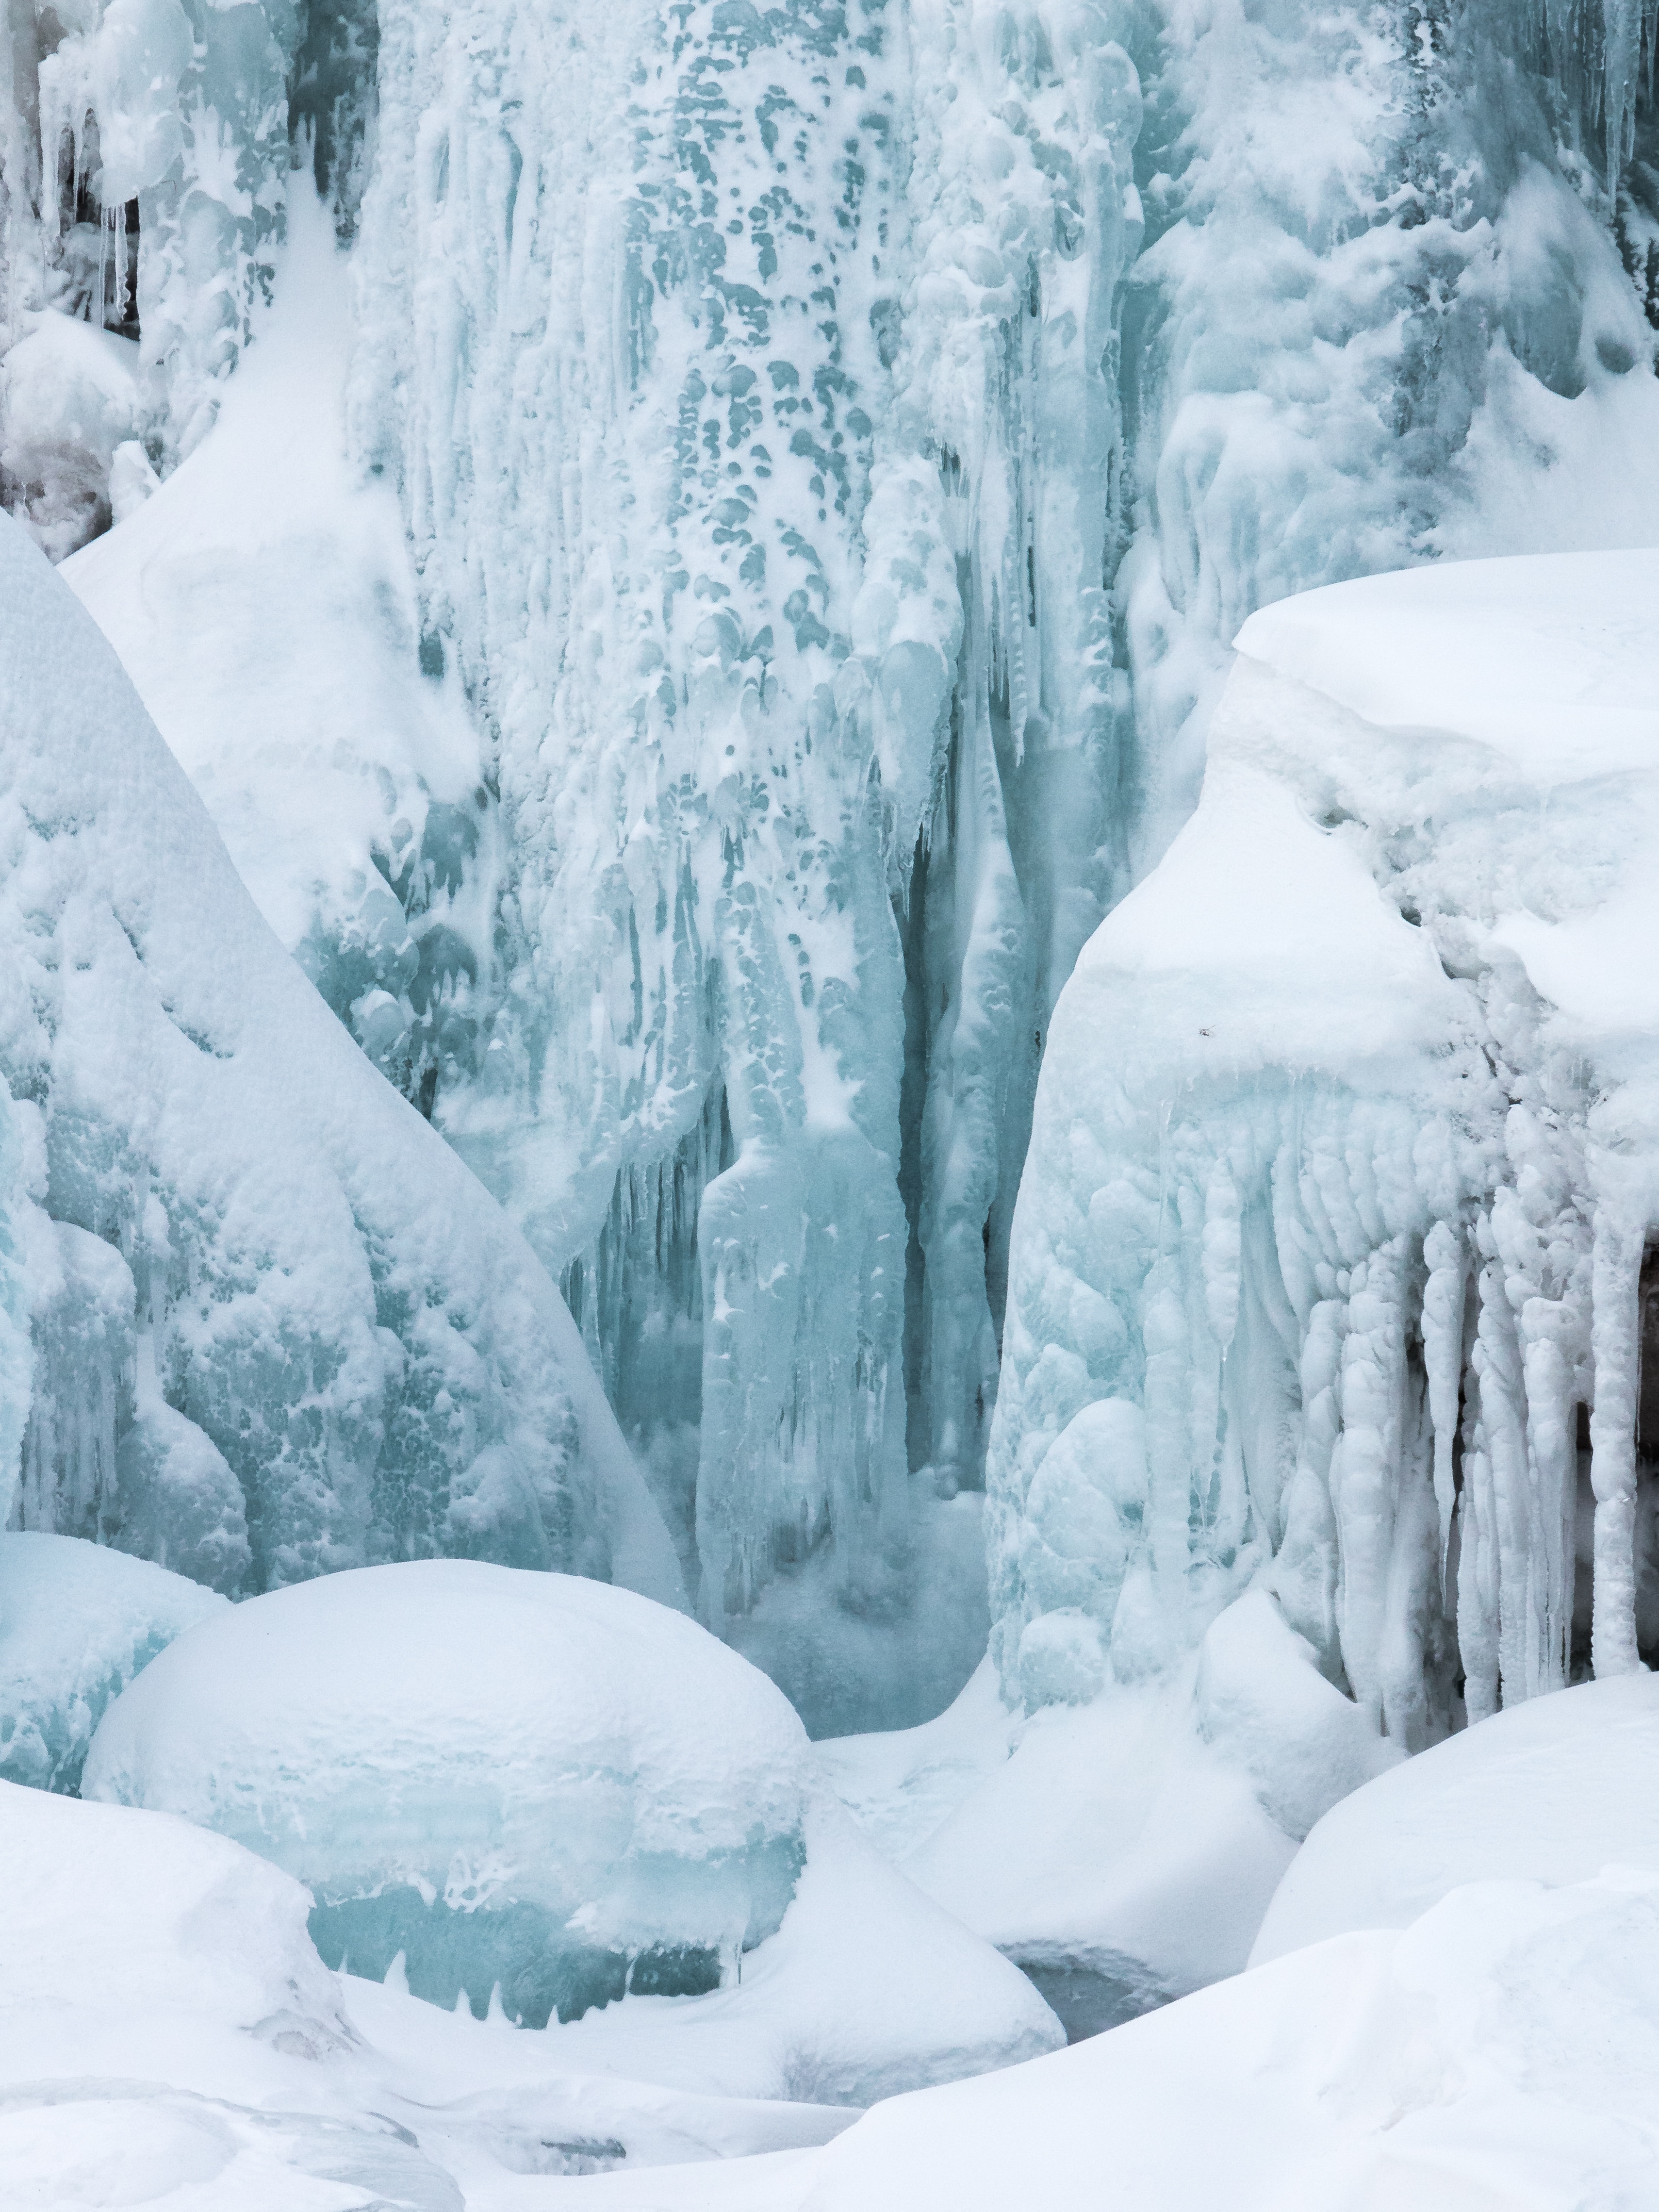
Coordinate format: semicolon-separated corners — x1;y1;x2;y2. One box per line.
797;1867;1659;2212
0;1532;224;1793
0;512;681;1608
547;1792;1063;2108
86;1562;809;2026
1253;1672;1659;1965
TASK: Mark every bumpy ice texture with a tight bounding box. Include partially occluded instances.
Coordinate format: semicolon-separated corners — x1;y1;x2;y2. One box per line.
990;551;1659;1744
0;1532;224;1793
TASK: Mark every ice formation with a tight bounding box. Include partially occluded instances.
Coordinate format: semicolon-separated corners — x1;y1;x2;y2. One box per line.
990;551;1659;1752
0;1531;224;1791
0;512;682;1605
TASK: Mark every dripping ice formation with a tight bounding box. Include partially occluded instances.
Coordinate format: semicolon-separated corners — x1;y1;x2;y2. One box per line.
0;513;682;1606
10;0;1659;1736
991;548;1659;1737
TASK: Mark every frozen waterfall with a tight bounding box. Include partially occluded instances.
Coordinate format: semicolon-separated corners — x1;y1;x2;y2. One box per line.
7;0;1659;1730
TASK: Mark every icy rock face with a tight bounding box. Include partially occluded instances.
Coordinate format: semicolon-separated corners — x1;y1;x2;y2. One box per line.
346;0;1140;1715
85;1561;816;2026
990;549;1659;1739
0;512;682;1605
0;1532;224;1792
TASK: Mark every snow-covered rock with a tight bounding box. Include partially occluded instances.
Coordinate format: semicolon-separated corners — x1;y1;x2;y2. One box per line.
87;1561;813;2025
0;1773;858;2207
0;508;682;1606
87;1559;1061;2095
1253;1671;1659;1965
0;1532;224;1793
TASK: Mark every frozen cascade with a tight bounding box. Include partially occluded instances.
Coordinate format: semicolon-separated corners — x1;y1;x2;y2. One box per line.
344;0;1139;1722
989;551;1659;1745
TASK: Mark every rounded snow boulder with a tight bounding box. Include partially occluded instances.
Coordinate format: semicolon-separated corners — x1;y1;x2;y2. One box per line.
1251;1672;1659;1964
84;1560;813;2025
0;1533;226;1793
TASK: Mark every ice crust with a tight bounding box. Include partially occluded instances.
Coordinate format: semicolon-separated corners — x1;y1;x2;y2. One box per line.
991;551;1659;1750
0;512;682;1607
0;1531;224;1792
86;1561;814;2025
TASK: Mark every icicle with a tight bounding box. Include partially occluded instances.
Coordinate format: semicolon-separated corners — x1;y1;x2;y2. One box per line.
1588;1209;1643;1677
1201;1161;1242;1354
1329;1238;1407;1728
1471;1255;1532;1704
1421;1220;1465;1600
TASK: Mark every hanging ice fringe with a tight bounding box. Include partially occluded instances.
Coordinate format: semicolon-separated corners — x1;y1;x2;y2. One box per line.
990;553;1659;1738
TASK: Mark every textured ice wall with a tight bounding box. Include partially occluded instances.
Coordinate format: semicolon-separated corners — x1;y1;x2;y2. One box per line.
0;512;683;1607
346;0;1141;1711
990;551;1659;1736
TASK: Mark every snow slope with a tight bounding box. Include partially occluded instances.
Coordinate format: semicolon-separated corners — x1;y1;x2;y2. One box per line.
0;510;681;1605
1254;1670;1659;1964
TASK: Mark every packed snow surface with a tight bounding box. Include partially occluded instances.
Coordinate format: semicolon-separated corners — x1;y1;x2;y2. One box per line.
0;1532;224;1793
792;1868;1659;2212
1254;1671;1659;1965
0;512;681;1608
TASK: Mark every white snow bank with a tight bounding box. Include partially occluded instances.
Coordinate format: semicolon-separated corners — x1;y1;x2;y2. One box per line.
797;1869;1659;2212
819;1592;1393;2032
87;1559;1059;2096
0;1774;856;2211
0;1532;223;1793
0;508;681;1605
989;547;1659;1789
1253;1671;1659;1964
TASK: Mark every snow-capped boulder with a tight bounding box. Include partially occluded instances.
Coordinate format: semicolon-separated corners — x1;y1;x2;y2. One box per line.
1253;1672;1659;1965
86;1558;1061;2098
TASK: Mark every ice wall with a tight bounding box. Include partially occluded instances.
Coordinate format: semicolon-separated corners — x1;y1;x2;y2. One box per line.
989;551;1659;1736
0;512;683;1608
